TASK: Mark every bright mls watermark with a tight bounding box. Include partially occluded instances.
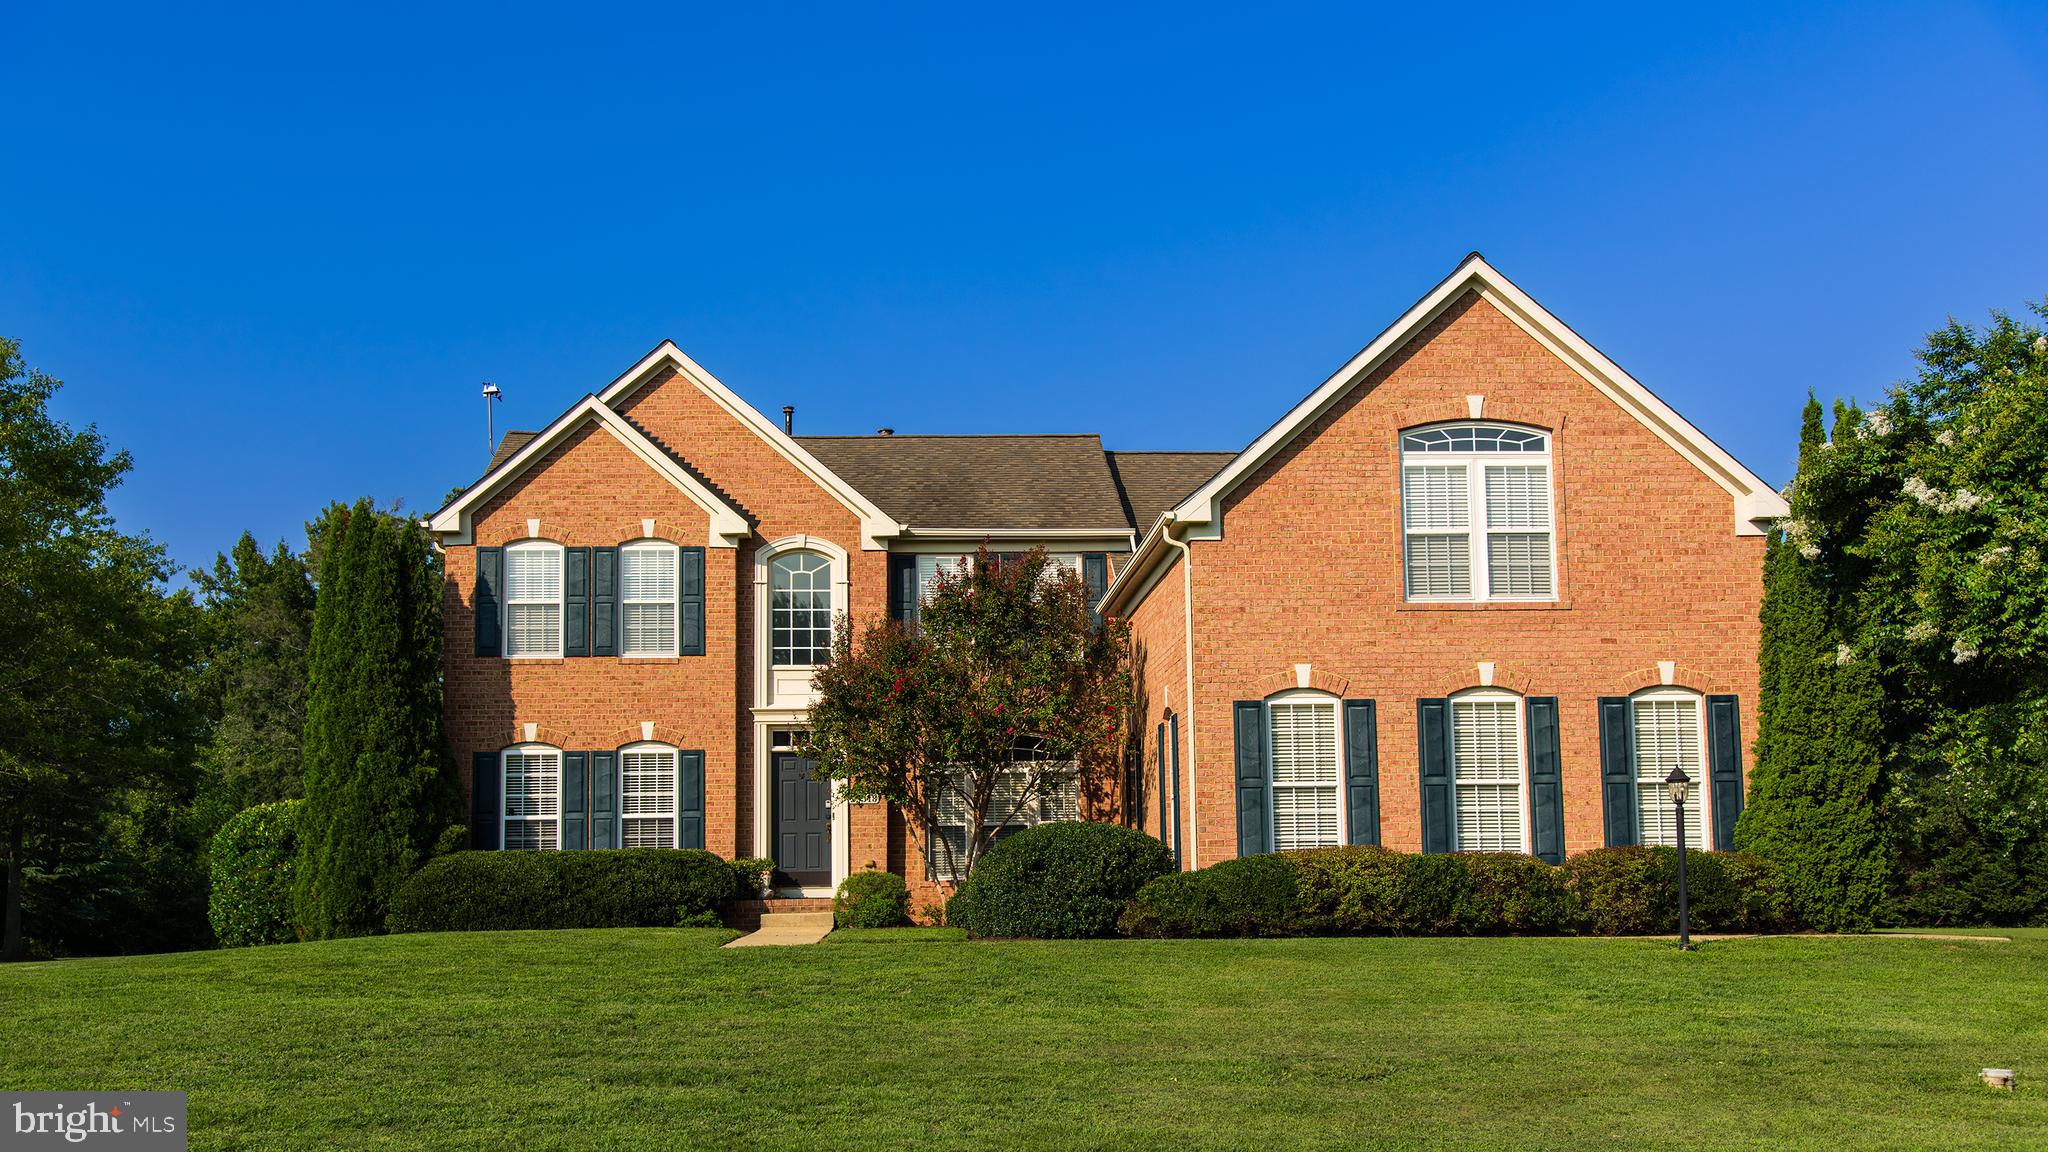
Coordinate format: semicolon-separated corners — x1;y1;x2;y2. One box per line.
6;1093;185;1148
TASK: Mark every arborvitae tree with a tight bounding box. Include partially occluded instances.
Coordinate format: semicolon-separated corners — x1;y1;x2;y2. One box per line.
292;500;460;938
1736;397;1890;929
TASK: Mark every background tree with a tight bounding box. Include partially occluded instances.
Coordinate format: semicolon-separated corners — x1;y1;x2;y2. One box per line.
291;499;461;938
804;547;1132;880
1736;397;1890;928
0;338;206;959
191;531;316;823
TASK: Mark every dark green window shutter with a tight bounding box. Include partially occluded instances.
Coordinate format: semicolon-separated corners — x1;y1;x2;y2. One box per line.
1343;699;1381;846
679;546;706;657
470;751;500;849
590;752;618;849
1598;697;1639;847
1707;695;1743;851
1417;698;1452;854
561;751;588;849
1168;713;1184;867
474;547;503;657
1233;701;1271;857
678;750;706;850
564;547;591;657
1154;721;1168;841
1081;553;1109;623
1526;696;1564;864
591;547;618;657
888;555;917;626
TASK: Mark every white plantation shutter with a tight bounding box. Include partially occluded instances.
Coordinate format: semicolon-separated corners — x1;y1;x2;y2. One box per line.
1269;699;1341;851
1634;696;1708;848
503;545;563;656
915;554;970;603
927;758;1080;881
1484;465;1552;529
1485;465;1553;596
620;748;678;847
1039;773;1080;822
502;749;561;850
1452;698;1523;852
620;545;679;655
1403;465;1471;597
1403;465;1469;529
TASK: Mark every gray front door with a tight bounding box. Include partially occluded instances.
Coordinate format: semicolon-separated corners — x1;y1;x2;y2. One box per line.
773;752;831;886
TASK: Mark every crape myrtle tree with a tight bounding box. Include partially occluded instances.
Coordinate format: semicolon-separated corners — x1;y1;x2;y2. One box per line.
803;547;1133;881
1770;304;2048;925
291;499;462;938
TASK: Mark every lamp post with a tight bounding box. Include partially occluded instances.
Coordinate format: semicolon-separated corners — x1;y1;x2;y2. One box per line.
1666;764;1693;951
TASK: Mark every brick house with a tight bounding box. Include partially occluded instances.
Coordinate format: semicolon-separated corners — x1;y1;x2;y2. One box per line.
428;254;1787;910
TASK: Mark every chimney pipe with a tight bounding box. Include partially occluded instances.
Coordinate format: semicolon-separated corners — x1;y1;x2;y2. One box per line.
782;405;794;434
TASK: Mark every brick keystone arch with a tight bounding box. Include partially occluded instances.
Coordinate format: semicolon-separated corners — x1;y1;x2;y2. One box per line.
1614;664;1744;697
1426;663;1543;697
1250;666;1352;698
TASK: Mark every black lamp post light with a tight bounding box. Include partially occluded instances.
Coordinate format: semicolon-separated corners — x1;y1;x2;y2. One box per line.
1665;764;1693;951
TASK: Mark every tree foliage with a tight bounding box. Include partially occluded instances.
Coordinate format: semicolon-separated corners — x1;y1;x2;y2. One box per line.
291;499;461;938
803;547;1133;880
191;531;316;820
0;338;207;958
1772;304;2048;925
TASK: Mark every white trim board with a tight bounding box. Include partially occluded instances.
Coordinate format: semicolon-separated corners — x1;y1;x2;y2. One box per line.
1101;253;1790;616
598;341;904;550
429;396;751;549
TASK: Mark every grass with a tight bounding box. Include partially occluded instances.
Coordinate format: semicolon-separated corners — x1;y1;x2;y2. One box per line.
1873;926;2048;942
3;931;2045;1150
825;926;968;943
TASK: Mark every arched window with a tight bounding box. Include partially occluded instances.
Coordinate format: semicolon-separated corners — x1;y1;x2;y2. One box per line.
503;540;565;657
1401;422;1554;601
619;540;680;657
619;742;680;848
770;551;834;666
1631;689;1710;848
1267;690;1342;851
501;744;562;850
1450;690;1525;852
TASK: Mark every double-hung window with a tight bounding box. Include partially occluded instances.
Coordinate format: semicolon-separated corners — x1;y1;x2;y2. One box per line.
928;745;1080;880
915;554;970;606
1633;692;1709;848
1401;424;1554;601
503;542;564;657
620;744;679;848
502;746;562;850
1450;693;1524;852
770;551;833;666
1268;694;1341;851
620;543;679;656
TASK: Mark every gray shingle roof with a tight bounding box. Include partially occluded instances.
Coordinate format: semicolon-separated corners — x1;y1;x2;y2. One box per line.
487;430;539;473
797;434;1134;532
1105;451;1236;529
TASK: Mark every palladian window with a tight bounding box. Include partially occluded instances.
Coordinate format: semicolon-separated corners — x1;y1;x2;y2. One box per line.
1401;423;1555;601
770;551;834;666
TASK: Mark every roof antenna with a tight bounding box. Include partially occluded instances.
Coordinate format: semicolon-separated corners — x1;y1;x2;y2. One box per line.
782;405;794;435
483;382;503;458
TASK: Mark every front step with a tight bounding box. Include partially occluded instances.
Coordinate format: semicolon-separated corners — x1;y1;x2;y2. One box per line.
724;897;834;931
757;911;834;931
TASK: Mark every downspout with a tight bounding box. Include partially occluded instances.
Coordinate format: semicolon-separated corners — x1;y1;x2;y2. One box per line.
1162;515;1200;869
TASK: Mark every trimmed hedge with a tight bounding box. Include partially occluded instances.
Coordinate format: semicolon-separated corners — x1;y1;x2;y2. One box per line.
208;801;303;947
1125;846;1796;939
835;870;911;928
948;822;1174;939
387;849;738;934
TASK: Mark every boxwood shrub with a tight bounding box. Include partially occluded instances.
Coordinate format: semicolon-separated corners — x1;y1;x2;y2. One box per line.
835;869;911;928
388;848;738;933
207;801;302;947
1120;853;1300;938
948;822;1174;939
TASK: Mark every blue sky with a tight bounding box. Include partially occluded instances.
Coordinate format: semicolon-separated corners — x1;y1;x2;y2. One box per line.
5;2;2045;574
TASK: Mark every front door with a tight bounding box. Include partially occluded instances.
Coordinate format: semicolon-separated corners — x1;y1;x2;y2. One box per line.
773;752;831;887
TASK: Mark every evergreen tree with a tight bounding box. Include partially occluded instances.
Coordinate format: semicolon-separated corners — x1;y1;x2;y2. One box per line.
191;532;316;821
291;500;460;938
1736;397;1890;929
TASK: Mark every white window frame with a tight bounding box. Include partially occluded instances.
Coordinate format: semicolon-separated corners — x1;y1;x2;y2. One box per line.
502;540;566;658
1448;690;1530;854
501;744;562;851
928;748;1081;882
1631;689;1712;850
618;741;680;849
1266;690;1344;852
619;540;681;658
1400;423;1557;604
769;550;835;668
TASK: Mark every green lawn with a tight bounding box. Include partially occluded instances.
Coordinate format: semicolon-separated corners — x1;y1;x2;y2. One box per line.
2;931;2044;1150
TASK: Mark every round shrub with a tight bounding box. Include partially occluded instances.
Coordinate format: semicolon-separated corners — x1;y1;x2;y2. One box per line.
835;870;911;928
1292;845;1409;934
948;822;1173;939
208;801;302;947
1121;853;1299;937
388;849;738;933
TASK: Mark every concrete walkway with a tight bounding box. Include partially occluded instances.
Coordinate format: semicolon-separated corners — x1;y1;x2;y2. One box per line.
724;911;833;947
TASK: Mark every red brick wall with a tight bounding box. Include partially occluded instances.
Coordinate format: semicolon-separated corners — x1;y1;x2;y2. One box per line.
1126;290;1766;868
